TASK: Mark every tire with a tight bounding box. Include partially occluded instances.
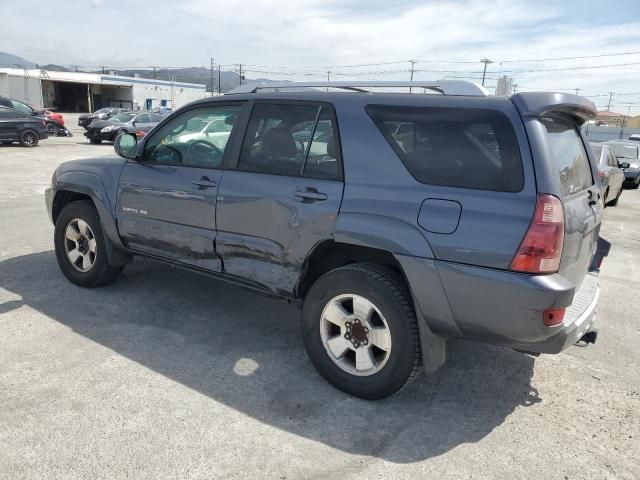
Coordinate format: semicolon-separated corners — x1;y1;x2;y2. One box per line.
46;122;59;136
302;263;422;400
603;188;610;207
89;138;102;144
634;178;640;189
19;129;39;147
54;200;123;287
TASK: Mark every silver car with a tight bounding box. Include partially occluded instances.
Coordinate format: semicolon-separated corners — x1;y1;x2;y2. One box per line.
590;143;625;206
604;140;640;189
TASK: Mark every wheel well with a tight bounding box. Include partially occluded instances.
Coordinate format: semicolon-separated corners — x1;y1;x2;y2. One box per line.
296;241;406;298
52;191;93;224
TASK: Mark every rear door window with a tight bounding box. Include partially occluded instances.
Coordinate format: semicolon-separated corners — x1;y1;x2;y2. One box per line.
541;118;594;197
366;105;523;192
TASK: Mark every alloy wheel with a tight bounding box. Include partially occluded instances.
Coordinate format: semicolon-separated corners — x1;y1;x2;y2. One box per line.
319;294;392;376
63;218;97;272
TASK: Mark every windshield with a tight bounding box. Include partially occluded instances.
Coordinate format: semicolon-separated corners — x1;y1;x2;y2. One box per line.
608;143;638;159
111;113;136;123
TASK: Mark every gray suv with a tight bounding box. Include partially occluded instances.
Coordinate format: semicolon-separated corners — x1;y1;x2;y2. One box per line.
45;81;606;399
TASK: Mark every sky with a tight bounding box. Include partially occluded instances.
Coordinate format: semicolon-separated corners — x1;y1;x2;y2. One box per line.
2;0;640;113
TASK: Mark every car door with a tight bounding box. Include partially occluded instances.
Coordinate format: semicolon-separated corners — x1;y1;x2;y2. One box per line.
216;101;344;294
605;146;624;196
116;102;246;271
0;107;22;140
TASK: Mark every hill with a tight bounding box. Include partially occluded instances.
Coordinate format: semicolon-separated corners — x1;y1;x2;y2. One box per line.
0;51;36;68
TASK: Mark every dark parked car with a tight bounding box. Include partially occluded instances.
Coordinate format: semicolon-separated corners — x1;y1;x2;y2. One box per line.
0;97;63;136
604;140;640;188
589;143;625;205
0;105;48;146
84;112;164;144
78;108;129;129
45;81;605;399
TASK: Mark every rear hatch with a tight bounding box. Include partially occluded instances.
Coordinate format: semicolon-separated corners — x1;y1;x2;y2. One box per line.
511;93;600;289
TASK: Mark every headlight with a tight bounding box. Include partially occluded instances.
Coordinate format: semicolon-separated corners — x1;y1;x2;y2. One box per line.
101;126;116;133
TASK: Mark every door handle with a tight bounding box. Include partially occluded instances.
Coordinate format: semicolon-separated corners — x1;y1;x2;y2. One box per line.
192;177;217;189
293;188;328;202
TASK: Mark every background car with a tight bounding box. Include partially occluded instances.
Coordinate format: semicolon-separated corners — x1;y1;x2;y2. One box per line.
0;105;48;147
78;108;130;129
605;140;640;188
85;111;164;144
0;97;63;136
590;142;625;206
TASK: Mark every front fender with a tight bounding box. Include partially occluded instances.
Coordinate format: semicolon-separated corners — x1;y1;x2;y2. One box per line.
335;212;434;258
53;171;126;255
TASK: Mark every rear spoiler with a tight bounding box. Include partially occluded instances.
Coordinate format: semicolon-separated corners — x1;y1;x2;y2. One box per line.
510;92;597;125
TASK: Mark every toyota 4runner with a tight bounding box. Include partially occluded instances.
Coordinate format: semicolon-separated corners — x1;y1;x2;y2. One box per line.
45;80;607;399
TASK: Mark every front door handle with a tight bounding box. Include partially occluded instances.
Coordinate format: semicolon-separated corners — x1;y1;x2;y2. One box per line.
192;177;217;189
293;188;328;202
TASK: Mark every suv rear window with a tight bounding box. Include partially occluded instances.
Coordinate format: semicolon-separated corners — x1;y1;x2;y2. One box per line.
366;105;524;192
542;118;594;197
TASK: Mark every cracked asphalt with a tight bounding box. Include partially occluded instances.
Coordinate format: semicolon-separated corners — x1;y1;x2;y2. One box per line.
1;117;638;479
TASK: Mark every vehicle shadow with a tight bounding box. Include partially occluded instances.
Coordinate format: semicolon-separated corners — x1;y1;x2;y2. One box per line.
0;251;540;463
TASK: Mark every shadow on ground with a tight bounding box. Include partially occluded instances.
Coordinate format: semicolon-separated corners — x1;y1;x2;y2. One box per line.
0;251;540;463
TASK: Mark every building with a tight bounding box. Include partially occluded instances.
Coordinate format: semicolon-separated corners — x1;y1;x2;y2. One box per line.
594;110;625;127
0;68;206;112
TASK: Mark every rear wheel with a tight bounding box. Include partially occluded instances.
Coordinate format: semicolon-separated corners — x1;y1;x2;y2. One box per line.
302;263;422;399
634;177;640;189
19;129;39;147
54;200;123;287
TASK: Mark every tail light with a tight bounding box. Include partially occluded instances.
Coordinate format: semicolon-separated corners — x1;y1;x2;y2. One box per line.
597;170;605;178
135;130;146;139
510;194;564;274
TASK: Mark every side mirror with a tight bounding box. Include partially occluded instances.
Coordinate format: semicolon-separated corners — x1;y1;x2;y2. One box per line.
619;162;630;169
114;132;139;160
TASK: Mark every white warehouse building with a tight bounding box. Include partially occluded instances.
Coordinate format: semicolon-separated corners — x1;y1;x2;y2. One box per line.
0;68;206;112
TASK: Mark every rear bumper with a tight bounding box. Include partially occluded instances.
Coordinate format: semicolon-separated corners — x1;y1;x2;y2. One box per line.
396;254;600;354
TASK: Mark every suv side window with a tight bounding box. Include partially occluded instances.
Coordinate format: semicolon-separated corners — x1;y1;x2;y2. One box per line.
366;105;523;192
142;104;242;169
541;118;594;197
238;103;340;179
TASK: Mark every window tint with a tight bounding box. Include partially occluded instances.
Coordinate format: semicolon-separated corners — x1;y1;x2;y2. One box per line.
542;118;593;197
143;105;242;169
10;101;33;115
0;107;27;118
238;103;340;179
134;114;150;123
366;105;523;192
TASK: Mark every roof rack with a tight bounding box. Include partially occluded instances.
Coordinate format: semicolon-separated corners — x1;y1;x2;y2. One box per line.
225;80;488;97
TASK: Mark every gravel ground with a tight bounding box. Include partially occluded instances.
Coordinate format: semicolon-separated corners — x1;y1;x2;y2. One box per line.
0;117;639;479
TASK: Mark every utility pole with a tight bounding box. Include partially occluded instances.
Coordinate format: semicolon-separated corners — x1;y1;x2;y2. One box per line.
218;64;222;95
480;58;493;87
239;64;243;86
513;84;518;94
152;66;158;79
326;71;330;92
409;60;416;93
210;57;214;96
607;92;614;111
574;88;581;95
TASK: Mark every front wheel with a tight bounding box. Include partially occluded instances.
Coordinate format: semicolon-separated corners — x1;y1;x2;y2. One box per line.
20;129;39;147
54;200;123;287
46;122;59;136
302;263;422;399
607;188;621;206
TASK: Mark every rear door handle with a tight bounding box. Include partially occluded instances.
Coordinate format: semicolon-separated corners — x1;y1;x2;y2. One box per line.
293;189;328;202
192;177;217;189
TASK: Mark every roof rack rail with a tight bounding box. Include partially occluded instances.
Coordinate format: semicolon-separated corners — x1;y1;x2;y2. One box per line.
225;80;488;97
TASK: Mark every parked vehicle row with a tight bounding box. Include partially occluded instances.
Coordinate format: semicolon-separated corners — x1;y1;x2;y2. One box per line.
46;82;607;399
84;111;165;144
